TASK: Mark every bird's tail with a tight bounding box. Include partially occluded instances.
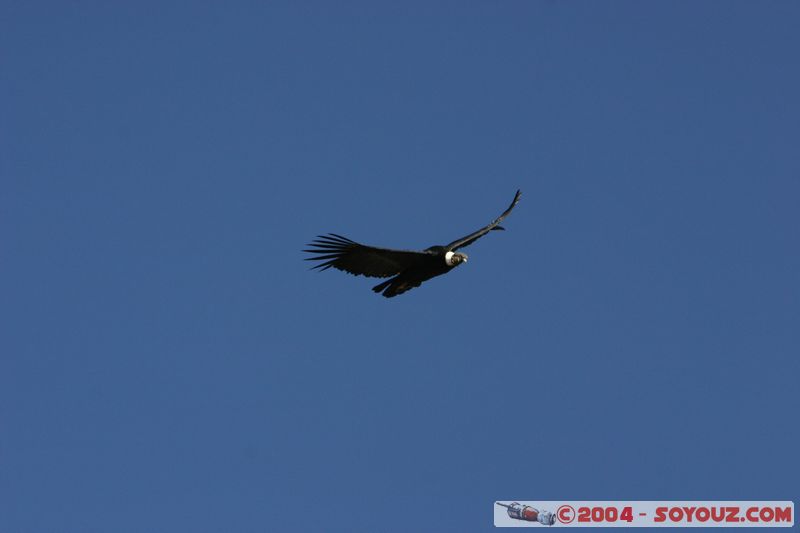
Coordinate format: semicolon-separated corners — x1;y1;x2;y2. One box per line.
372;278;394;294
372;276;420;298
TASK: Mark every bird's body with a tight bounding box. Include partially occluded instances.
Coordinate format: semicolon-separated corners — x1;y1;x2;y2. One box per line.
304;190;521;298
370;246;464;298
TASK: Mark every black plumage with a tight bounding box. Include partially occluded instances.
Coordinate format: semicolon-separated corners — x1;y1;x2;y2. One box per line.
304;190;521;298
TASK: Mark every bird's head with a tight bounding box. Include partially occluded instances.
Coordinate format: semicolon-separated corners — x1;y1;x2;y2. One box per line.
445;251;468;267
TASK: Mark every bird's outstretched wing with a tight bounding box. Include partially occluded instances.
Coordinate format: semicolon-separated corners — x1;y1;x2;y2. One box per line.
445;189;521;251
304;234;430;278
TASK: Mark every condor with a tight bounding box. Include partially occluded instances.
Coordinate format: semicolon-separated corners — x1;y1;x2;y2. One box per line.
304;190;521;298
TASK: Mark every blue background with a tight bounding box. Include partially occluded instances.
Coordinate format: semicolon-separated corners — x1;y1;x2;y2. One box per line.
2;2;798;531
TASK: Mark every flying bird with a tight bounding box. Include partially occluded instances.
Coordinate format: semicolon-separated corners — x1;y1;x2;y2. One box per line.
304;190;521;298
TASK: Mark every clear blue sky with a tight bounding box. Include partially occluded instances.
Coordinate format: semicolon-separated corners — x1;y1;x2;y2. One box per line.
2;2;798;532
